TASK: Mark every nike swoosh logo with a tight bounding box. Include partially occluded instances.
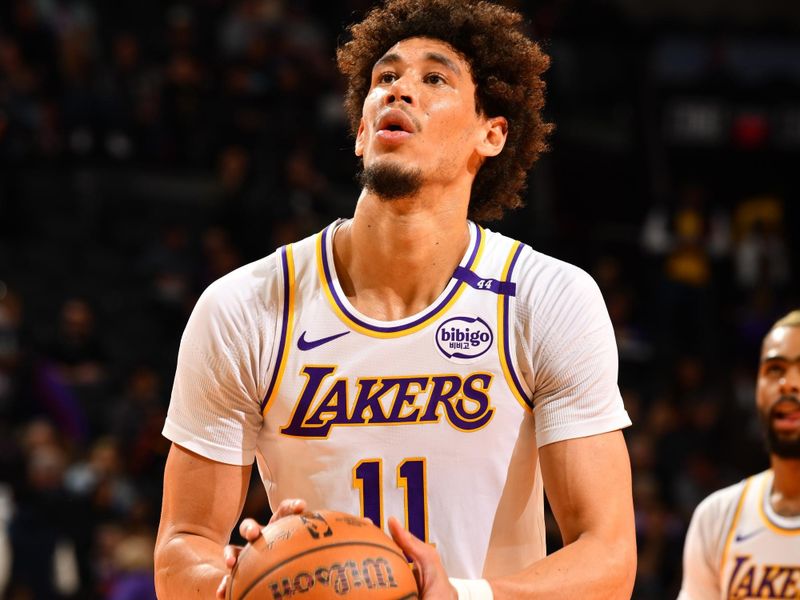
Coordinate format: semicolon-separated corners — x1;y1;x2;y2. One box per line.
297;330;350;351
734;528;764;543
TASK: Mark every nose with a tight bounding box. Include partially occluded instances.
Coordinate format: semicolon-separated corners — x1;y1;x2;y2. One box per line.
780;364;800;395
385;77;414;106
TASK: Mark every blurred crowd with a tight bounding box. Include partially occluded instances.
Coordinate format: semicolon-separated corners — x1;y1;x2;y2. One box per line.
0;0;798;598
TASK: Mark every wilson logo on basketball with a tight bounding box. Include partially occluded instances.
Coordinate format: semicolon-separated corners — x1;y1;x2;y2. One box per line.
268;558;399;599
435;316;493;361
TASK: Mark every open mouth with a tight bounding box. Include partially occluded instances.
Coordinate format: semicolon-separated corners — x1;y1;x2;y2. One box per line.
771;397;800;431
376;110;415;138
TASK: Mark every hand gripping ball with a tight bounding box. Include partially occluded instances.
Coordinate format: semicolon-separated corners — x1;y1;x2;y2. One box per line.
226;510;419;599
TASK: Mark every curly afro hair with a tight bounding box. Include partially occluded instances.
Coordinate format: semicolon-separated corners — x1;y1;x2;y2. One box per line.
337;0;553;222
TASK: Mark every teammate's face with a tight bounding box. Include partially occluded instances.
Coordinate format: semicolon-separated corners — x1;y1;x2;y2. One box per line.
355;37;506;191
757;325;800;458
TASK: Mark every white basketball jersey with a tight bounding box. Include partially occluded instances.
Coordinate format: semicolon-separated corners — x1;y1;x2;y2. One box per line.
679;470;800;600
164;219;631;579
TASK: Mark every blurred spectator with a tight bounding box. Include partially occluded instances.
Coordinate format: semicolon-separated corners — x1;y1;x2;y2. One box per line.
7;423;93;598
199;226;243;287
38;298;108;443
642;184;731;366
64;437;138;519
107;366;164;454
45;298;106;389
733;195;790;291
139;224;196;344
592;256;653;391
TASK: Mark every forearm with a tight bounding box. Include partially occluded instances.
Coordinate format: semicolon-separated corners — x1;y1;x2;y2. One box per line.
156;445;252;598
154;530;228;599
489;532;636;600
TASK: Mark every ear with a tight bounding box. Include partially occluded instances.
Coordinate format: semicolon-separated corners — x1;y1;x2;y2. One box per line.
355;118;366;157
476;116;508;158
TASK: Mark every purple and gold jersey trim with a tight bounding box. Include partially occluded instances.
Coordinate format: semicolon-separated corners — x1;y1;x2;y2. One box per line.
720;477;753;574
452;266;516;296
498;242;533;411
262;245;295;414
758;473;800;535
316;222;485;338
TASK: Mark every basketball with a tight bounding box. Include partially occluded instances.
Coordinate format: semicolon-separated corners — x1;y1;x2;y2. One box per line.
226;510;419;600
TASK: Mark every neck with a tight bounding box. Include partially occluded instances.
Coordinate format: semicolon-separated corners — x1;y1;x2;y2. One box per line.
770;455;800;517
333;187;471;321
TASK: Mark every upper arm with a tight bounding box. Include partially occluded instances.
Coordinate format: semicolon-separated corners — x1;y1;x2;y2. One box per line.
539;431;635;559
163;264;278;465
518;259;630;446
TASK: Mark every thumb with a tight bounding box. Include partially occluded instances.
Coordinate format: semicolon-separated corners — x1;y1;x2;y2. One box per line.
388;517;453;596
388;517;434;568
388;516;424;556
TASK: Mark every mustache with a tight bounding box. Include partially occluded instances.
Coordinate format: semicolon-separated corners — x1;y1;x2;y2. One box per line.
769;394;800;416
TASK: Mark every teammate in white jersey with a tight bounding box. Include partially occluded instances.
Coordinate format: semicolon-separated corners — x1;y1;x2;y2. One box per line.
678;310;800;599
154;1;637;598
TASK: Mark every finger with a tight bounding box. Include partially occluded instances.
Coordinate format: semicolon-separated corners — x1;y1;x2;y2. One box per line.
216;574;229;600
239;518;263;542
223;544;242;568
268;498;306;523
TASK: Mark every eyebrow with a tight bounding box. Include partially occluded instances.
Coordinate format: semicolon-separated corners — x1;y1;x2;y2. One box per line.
762;354;800;363
373;51;462;76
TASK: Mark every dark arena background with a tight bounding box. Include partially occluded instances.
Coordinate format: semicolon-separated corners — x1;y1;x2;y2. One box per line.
1;0;799;598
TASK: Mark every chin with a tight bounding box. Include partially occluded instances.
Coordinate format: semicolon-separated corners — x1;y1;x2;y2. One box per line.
766;430;800;459
358;161;424;201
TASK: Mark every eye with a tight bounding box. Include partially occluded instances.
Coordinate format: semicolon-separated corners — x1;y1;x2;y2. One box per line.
376;71;397;84
424;73;446;85
764;363;785;376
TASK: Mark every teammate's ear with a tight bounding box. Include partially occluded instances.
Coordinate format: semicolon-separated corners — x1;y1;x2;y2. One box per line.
478;116;508;158
355;118;366;157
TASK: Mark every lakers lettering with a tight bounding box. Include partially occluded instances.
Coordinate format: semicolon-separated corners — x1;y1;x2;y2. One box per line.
280;366;495;437
268;557;398;599
727;556;800;599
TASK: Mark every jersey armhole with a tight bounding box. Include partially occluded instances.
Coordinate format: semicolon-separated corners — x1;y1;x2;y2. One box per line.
719;477;753;575
497;241;533;412
261;244;295;415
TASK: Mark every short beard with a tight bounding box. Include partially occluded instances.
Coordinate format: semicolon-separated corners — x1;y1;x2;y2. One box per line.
762;395;800;459
358;162;423;201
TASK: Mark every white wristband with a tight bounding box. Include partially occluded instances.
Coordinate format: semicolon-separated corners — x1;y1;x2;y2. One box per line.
449;578;494;600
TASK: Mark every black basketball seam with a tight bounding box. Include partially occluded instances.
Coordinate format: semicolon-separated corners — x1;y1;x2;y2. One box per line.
234;541;411;600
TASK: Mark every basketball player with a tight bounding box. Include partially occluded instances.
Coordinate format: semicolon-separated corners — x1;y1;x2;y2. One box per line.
678;310;800;599
154;1;637;598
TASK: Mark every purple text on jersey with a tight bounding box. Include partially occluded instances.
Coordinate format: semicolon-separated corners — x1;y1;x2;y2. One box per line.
727;555;800;598
280;366;495;437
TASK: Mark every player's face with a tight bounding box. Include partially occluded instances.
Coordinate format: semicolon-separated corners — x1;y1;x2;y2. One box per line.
756;325;800;458
355;37;506;189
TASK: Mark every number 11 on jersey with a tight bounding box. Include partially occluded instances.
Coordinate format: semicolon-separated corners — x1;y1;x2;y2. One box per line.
353;458;430;543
